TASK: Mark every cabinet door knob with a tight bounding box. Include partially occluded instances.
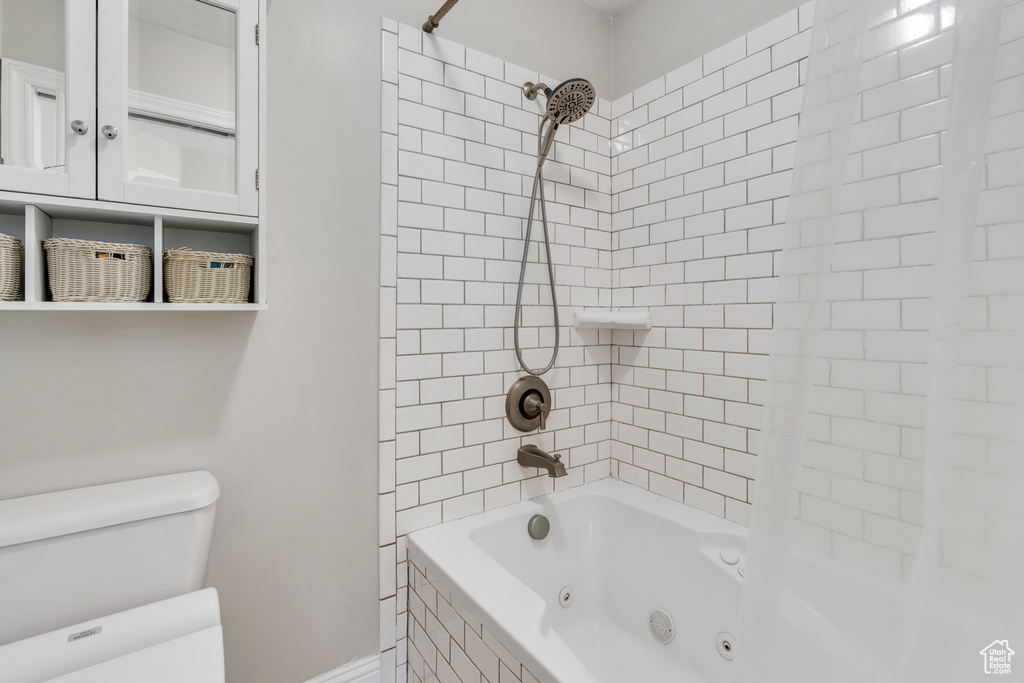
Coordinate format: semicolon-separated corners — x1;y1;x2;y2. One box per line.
70;120;89;135
101;125;118;140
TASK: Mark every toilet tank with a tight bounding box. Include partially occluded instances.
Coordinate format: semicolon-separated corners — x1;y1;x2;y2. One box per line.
0;471;220;646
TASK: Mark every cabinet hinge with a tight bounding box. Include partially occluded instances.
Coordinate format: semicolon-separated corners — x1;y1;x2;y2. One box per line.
255;169;260;190
255;24;260;45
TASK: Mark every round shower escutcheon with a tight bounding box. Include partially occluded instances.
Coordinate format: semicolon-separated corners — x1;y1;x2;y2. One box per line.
506;375;552;432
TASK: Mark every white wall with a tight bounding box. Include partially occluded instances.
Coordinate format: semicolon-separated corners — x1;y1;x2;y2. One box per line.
611;0;807;98
0;3;610;683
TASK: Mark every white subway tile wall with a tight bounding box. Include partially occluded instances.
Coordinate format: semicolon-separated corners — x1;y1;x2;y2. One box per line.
380;20;615;683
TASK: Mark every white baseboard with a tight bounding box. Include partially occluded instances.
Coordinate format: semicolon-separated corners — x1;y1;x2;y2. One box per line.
304;654;380;683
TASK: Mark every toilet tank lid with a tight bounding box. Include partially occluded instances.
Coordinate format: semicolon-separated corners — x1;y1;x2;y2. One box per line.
0;471;220;549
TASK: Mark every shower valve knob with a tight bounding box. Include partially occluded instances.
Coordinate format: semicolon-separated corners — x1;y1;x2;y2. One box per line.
506;377;552;432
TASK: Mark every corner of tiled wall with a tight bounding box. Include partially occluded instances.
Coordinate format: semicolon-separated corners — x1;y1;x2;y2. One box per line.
380;15;401;683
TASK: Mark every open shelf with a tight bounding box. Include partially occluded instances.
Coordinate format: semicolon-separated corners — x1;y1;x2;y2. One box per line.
0;302;266;311
574;310;651;330
0;192;265;311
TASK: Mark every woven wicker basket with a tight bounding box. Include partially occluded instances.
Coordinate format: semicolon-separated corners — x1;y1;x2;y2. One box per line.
44;238;152;302
0;232;24;301
164;248;253;304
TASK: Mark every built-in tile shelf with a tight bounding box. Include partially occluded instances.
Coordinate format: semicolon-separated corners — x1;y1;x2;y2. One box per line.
0;190;265;311
574;310;651;330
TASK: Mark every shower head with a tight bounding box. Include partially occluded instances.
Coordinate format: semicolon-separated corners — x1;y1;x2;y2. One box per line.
524;78;597;124
524;78;597;167
543;78;597;124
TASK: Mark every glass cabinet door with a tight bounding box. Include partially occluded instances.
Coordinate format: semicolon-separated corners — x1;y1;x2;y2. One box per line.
0;0;95;198
97;0;258;216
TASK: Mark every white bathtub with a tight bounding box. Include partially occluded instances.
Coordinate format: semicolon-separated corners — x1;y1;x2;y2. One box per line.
407;479;748;683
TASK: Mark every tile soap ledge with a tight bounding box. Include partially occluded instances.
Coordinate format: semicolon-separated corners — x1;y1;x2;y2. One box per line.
574;310;651;330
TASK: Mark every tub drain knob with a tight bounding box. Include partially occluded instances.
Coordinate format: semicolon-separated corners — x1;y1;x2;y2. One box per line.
527;514;550;540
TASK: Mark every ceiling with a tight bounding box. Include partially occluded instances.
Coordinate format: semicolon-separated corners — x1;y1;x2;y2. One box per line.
576;0;642;17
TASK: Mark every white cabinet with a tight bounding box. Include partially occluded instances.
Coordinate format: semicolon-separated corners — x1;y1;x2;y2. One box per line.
0;0;266;309
0;0;259;215
98;0;259;216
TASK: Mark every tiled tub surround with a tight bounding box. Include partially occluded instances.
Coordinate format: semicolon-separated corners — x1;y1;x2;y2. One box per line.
378;6;820;680
606;4;815;525
407;479;747;683
407;559;543;683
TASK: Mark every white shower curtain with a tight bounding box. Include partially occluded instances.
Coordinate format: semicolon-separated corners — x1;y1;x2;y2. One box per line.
734;0;1024;681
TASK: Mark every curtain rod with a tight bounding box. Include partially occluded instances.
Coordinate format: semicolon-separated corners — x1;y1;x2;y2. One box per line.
422;0;461;33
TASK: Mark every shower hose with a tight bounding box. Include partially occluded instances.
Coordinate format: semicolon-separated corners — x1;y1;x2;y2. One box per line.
513;118;561;376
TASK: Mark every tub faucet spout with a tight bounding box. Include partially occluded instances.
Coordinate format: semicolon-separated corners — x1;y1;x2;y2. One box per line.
518;444;567;478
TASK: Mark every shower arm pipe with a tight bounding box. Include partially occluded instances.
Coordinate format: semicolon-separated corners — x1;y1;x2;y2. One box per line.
423;0;461;33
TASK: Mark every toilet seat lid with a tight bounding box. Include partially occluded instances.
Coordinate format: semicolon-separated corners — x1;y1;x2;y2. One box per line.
44;626;224;683
0;590;223;683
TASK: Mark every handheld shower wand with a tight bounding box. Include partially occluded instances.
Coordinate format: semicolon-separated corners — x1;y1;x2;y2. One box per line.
514;78;597;376
538;120;559;167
